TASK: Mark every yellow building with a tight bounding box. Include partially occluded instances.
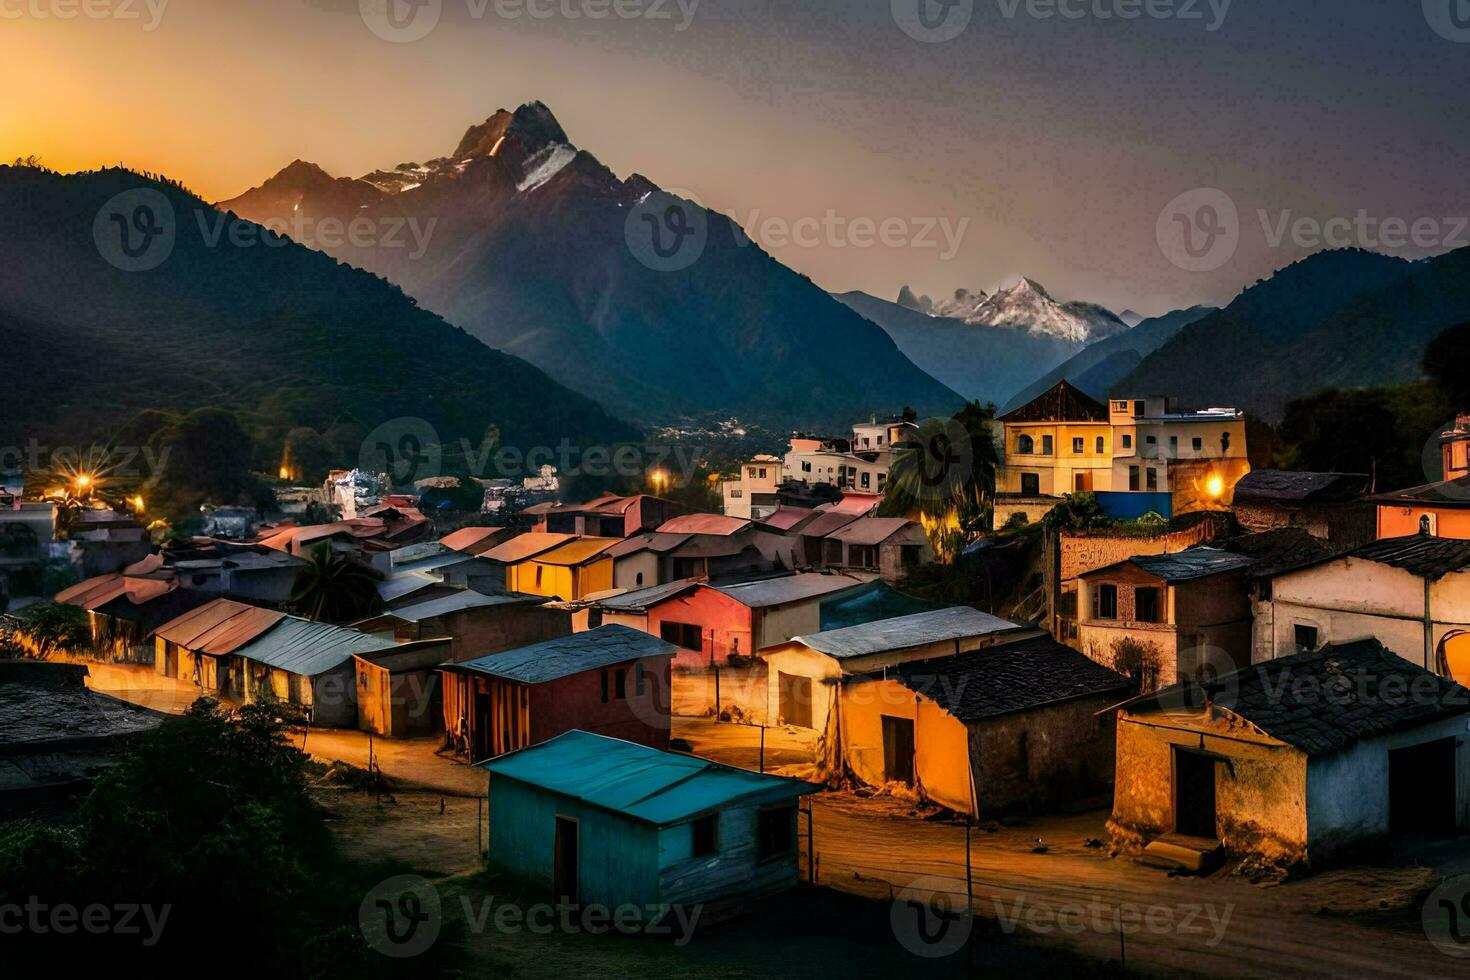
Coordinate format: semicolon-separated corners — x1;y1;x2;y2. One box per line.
996;381;1114;510
506;537;619;601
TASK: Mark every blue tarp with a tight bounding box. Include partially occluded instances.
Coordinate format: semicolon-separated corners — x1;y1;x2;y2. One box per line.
1094;491;1173;521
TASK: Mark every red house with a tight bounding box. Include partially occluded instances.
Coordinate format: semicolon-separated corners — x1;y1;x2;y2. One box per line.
438;625;674;761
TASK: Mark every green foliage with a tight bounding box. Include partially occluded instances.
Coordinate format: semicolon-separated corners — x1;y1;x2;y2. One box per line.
1041;492;1111;534
11;601;89;657
1275;382;1451;491
291;543;383;623
881;402;999;557
283;426;338;485
1423;320;1470;410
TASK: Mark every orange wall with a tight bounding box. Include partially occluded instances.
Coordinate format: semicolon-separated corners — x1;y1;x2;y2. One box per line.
1377;504;1470;541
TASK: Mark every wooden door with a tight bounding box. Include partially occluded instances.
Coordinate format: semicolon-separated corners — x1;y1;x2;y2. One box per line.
1174;749;1218;839
554;816;579;906
778;671;813;729
881;715;915;785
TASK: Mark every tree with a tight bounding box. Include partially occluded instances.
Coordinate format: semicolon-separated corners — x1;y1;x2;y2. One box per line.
1041;492;1111;534
290;543;382;623
881;402;999;557
1424;320;1470;410
12;602;89;658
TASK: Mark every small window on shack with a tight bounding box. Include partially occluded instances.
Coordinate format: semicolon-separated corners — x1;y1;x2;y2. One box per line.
1135;587;1162;624
614;668;627;700
757;805;795;861
1295;624;1319;653
692;814;719;857
1094;584;1118;620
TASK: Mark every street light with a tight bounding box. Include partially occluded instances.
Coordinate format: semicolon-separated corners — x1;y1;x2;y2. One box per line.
1204;473;1226;500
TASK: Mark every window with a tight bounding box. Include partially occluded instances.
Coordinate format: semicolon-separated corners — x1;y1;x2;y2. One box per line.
1094;584;1118;620
534;565;543;588
1096;436;1105;453
861;471;871;489
747;467;757;478
849;545;878;569
600;669;609;703
758;468;768;479
1146;468;1159;492
1169;435;1179;455
1192;437;1203;452
692;814;719;857
615;668;627;700
1122;434;1133;450
1021;473;1040;496
635;661;646;696
1073;437;1085;454
1128;466;1140;491
1134;400;1146;417
635;572;645;587
1135;587;1162;623
1018;435;1034;454
1041;435;1054;455
730;489;743;498
1295;624;1319;653
1146;435;1157;446
1221;432;1231;453
1112;400;1128;412
660;622;703;651
757;805;795;860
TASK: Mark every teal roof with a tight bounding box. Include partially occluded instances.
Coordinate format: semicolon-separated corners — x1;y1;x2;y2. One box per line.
480;730;817;825
819;580;940;632
233;616;399;677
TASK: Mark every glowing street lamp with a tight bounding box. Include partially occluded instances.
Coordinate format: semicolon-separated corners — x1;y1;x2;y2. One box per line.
650;469;669;494
1204;473;1226;500
74;473;93;491
131;495;146;513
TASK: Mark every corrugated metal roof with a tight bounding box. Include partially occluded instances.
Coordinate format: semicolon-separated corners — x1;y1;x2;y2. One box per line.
713;573;863;609
231;616;398;677
56;573;176;610
482;533;578;564
1349;534;1470;580
529;537;620;567
826;493;884;516
594;579;701;612
449;625;674;684
1369;476;1470;510
1082;547;1255;583
657;514;755;537
760;508;818;532
152;599;286;655
825;517;918;546
480;730;817;825
604;532;693;559
798;511;861;538
441;526;515;555
378;571;443;603
819;581;941;631
797;606;1023;659
1234;470;1369;504
384;590;545;622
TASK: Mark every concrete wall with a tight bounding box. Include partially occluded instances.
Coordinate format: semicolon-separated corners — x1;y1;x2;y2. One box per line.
614;552;660;591
418;604;572;665
530;657;671;751
839;677;974;815
645;590;753;669
1110;708;1308;864
762;643;842;733
1235;500;1375;548
971;694;1120;816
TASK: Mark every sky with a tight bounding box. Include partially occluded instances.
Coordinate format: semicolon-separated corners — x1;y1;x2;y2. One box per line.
3;0;1469;315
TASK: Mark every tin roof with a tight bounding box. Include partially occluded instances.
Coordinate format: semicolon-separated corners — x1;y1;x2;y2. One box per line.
152;599;286;655
712;573;864;609
657;514;755;537
999;379;1108;424
1081;547;1255;583
378;571;445;604
818;581;942;631
873;634;1133;721
825;493;884;516
798;510;861;538
440;525;515;555
594;579;701;612
528;537;621;567
1348;534;1470;580
825;517;919;546
482;533;578;564
796;606;1024;659
383;590;545;622
604;532;694;559
1233;470;1369;504
230;615;399;677
760;508;819;532
1125;640;1470;756
56;573;176;610
449;625;674;684
1369;476;1470;510
480;730;817;825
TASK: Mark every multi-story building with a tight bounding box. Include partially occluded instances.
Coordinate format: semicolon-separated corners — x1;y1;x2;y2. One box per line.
723;416;917;518
1106;396;1251;515
721;455;783;520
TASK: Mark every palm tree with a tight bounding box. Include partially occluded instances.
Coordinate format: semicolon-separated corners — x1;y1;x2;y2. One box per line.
290;543;382;623
881;403;999;558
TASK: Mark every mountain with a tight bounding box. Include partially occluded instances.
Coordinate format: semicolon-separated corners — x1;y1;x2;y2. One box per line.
833;290;1087;406
219;102;961;428
890;277;1129;344
1118;309;1144;327
1000;305;1216;413
1114;249;1470;420
0;165;637;456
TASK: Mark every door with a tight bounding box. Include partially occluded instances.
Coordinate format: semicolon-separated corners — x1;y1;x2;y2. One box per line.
1174;749;1218;839
554;817;579;906
473;690;493;761
1390;738;1457;834
881;716;915;785
778;672;813;729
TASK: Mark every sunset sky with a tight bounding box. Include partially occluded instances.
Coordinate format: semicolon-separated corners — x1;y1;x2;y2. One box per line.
4;0;1467;315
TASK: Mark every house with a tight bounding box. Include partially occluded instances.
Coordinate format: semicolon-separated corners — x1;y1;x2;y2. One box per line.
1102;396;1250;520
722;456;784;520
0;497;53;600
1370;475;1470;541
201;505;258;541
657;514;798;569
838;635;1132;817
353;588;570;663
817;580;941;631
1253;532;1470;684
439;524;520;556
530;495;688;538
760;507;821;535
1442;412;1470;481
54;572;212;663
353;638;455;738
604;525;782;591
1077;548;1256;690
69;508;153;576
1231;470;1373;548
0;660;164;812
761;606;1039;735
996;381;1114;516
156;545;306;605
481;730;817;909
1109;641;1470;869
813;517;933;581
152;598;420;728
505;536;620;601
439;625;675;760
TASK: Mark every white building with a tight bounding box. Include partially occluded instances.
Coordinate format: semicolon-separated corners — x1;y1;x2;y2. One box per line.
722;455;782;520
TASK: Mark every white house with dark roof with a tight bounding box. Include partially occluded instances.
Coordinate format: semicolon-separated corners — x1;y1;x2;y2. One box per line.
1109;640;1470;870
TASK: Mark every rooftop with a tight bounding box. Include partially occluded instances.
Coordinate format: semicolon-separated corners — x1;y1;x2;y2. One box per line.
872;635;1132;721
1234;470;1370;504
1000;379;1108;425
818;581;942;632
376;590;545;622
480;730;817;825
1369;476;1470;510
482;532;578;564
594;579;701;612
1083;547;1255;583
528;537;621;567
1127;640;1470;756
1348;533;1470;580
604;532;694;558
825;517;919;546
449;625;675;684
657;514;756;537
712;573;864;609
796;606;1024;660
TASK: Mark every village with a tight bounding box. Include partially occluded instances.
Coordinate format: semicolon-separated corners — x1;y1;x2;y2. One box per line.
5;390;1470;976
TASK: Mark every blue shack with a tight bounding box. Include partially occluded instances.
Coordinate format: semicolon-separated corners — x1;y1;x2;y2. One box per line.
480;730;818;911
